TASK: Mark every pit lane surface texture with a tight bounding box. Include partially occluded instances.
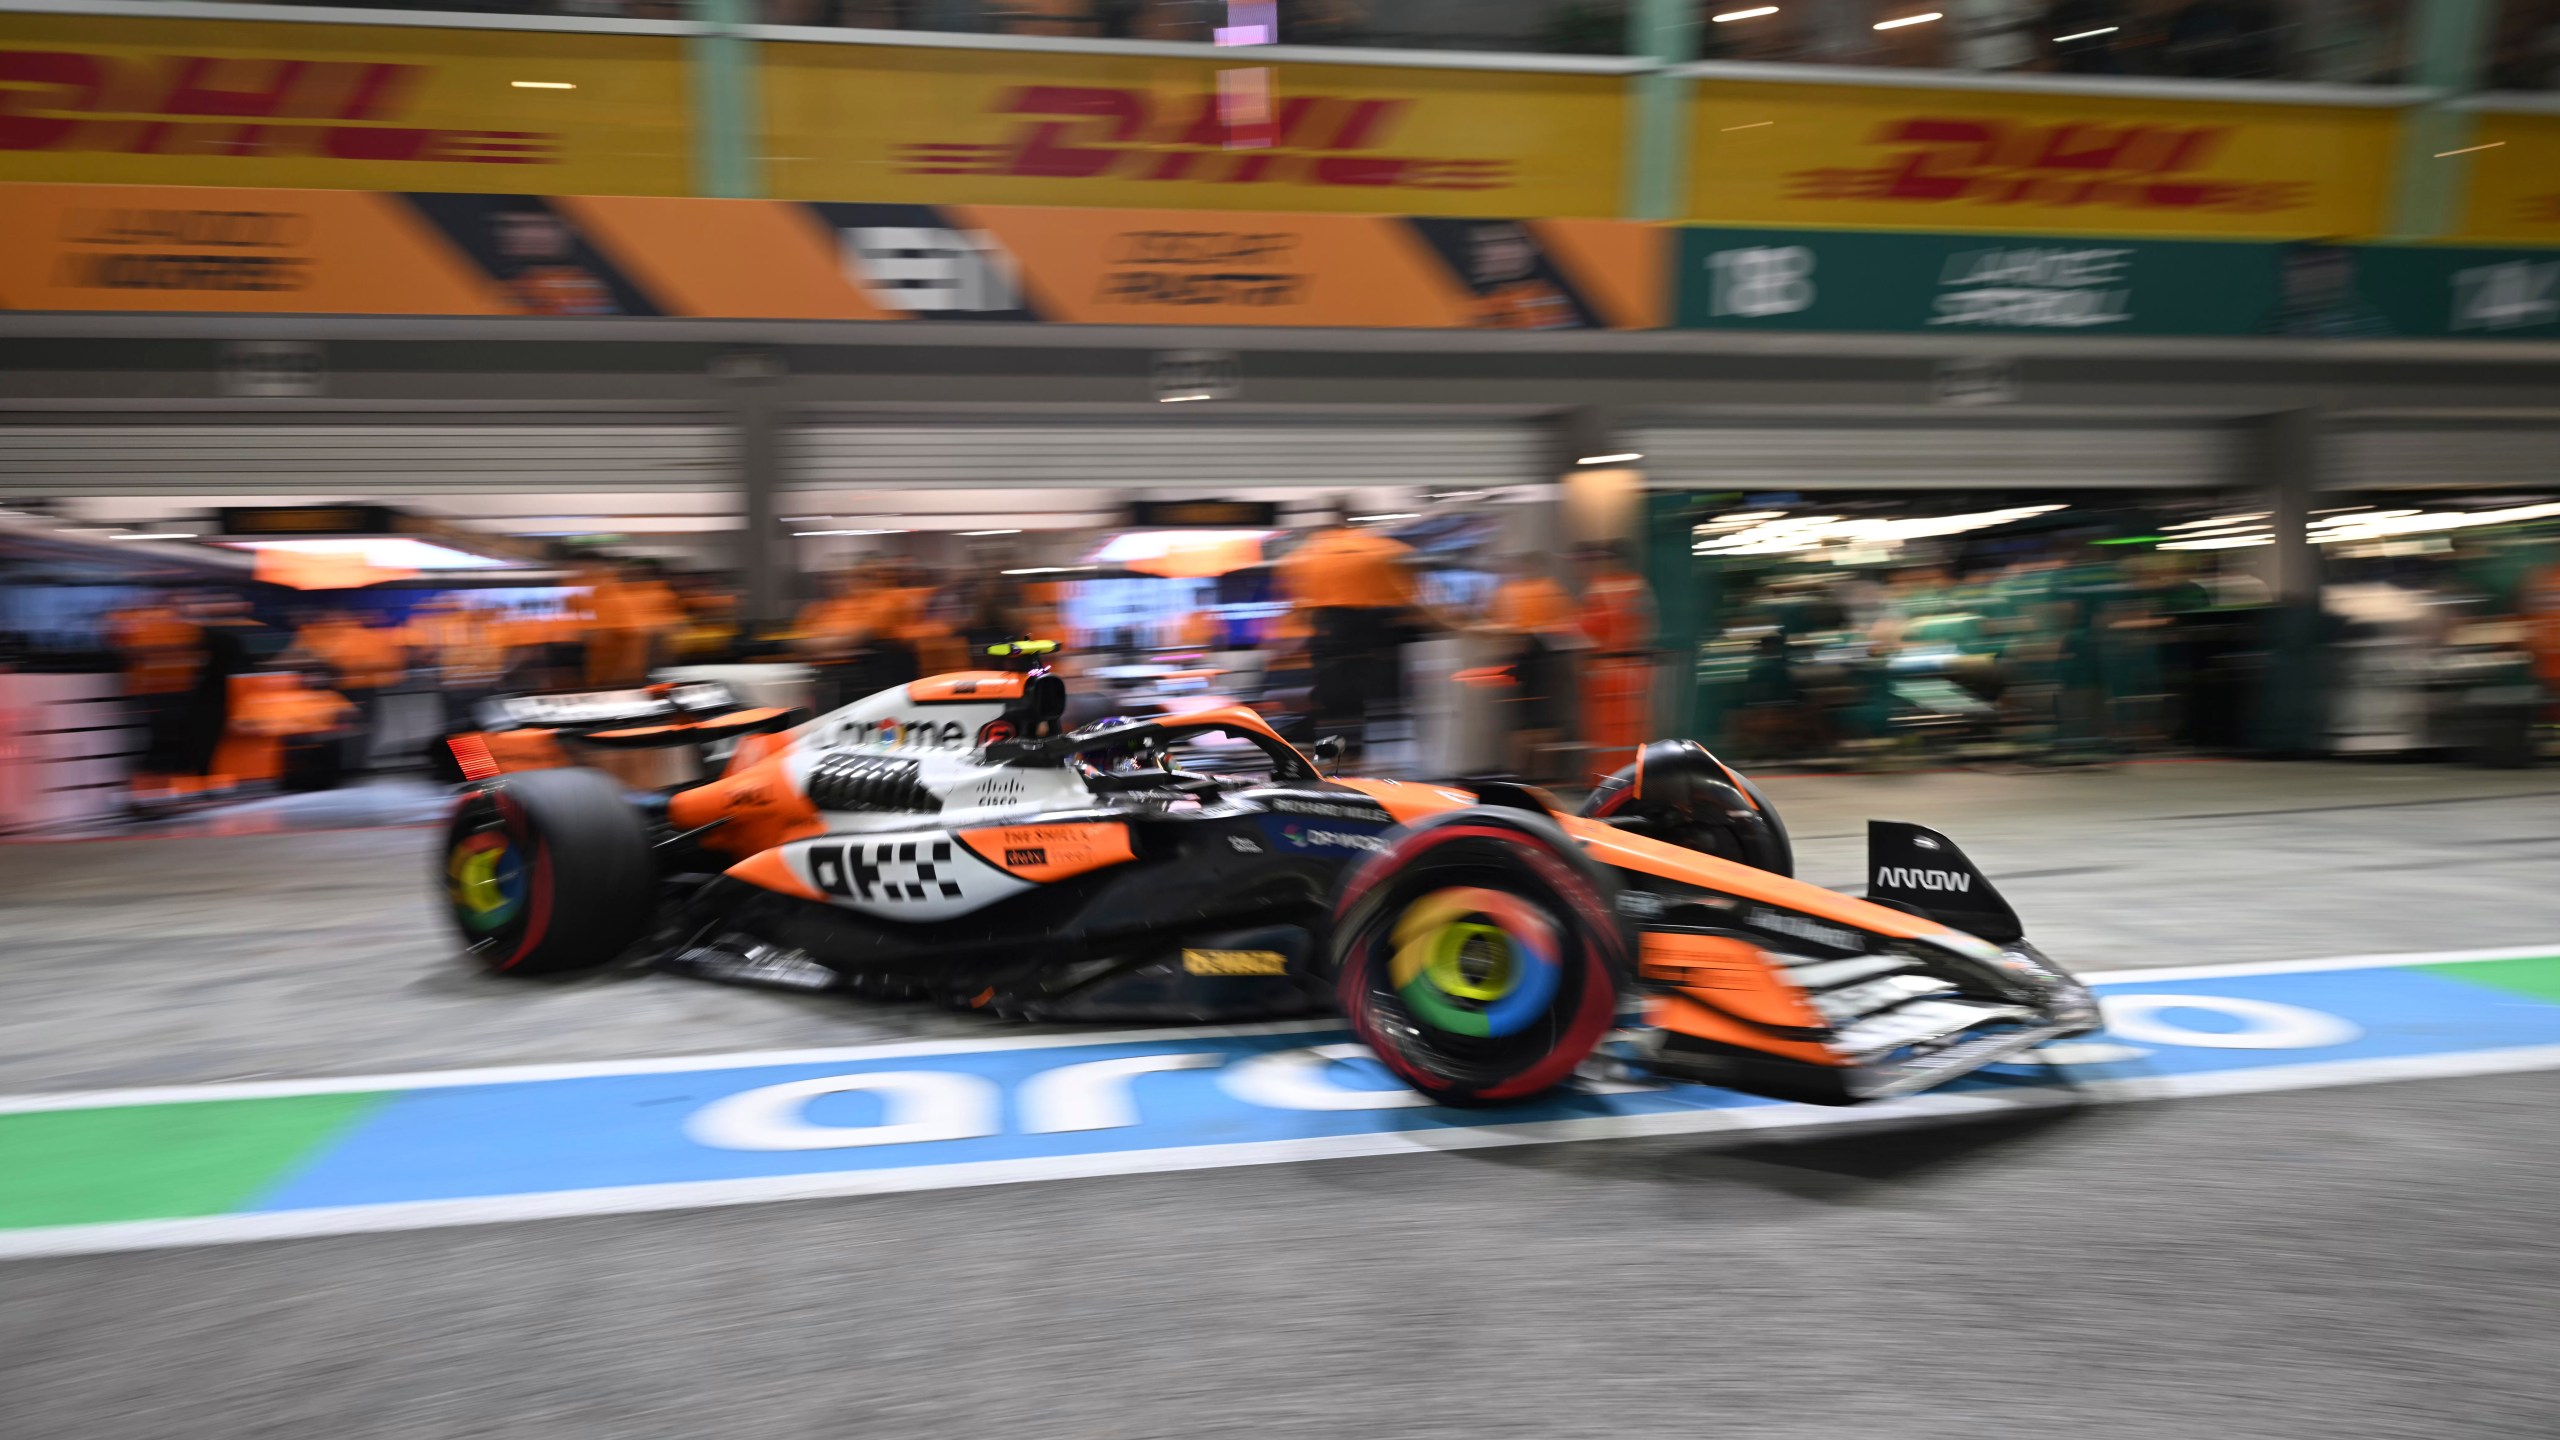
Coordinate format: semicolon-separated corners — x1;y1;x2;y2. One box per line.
5;763;2559;1438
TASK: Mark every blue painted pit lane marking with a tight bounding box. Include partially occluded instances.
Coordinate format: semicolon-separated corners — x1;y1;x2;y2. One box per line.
250;962;2560;1213
4;945;2559;1259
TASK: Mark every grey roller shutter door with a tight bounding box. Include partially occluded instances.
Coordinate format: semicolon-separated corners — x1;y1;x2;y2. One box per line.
0;426;730;496
2333;426;2560;491
1632;424;2245;491
789;421;1549;490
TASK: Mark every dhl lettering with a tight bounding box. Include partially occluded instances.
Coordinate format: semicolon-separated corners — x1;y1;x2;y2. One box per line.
0;49;557;164
898;87;1512;192
1783;117;2308;214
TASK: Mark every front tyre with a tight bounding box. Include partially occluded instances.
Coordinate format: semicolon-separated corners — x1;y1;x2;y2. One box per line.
442;767;653;976
1330;809;1628;1106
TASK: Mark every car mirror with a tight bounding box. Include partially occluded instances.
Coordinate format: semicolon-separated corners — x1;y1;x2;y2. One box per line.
1309;735;1348;770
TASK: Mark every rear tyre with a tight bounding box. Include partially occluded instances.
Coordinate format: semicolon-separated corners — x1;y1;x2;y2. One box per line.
442;767;654;976
1329;808;1628;1106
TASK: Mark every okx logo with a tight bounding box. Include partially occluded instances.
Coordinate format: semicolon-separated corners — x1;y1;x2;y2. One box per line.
809;838;966;904
896;86;1510;193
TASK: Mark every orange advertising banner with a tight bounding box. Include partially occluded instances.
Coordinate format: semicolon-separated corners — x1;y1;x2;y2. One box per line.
0;12;693;195
0;183;516;314
2456;110;2560;245
0;183;1664;329
1689;79;2397;240
760;41;1628;219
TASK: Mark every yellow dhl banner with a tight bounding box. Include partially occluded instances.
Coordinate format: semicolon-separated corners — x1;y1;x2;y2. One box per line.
761;41;1626;218
0;184;1665;329
0;13;692;195
1690;80;2396;240
2457;111;2560;244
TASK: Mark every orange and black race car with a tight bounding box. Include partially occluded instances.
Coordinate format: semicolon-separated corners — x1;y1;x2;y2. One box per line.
436;648;2097;1106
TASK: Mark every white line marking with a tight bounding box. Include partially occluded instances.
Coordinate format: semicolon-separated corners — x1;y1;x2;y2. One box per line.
2078;943;2558;986
6;1041;2560;1261
0;945;2548;1116
0;1019;1345;1116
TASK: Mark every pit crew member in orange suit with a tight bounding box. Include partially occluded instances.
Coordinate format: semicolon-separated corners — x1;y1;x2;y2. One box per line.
106;592;203;798
1488;553;1581;783
584;560;683;688
291;607;408;775
1577;541;1658;773
1275;504;1425;761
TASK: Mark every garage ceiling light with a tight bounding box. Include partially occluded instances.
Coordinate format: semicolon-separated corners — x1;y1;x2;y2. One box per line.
1694;504;2064;555
2313;500;2560;541
1092;529;1275;561
2159;534;2274;551
219;537;508;570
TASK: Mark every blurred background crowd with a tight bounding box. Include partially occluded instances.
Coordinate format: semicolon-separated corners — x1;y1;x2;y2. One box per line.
2;0;2557;832
222;0;2560;89
6;485;2552;827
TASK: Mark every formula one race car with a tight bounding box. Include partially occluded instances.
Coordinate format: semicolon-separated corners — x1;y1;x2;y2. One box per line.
437;648;2098;1105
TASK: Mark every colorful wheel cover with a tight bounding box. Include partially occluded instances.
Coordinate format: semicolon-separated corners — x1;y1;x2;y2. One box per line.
447;829;528;934
1385;886;1562;1038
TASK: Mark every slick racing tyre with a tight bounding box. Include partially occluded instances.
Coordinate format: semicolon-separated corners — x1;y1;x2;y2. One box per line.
1580;739;1792;876
442;767;653;976
1330;808;1629;1106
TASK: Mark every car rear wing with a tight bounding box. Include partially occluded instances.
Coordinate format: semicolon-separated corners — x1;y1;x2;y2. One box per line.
436;680;802;789
477;682;745;732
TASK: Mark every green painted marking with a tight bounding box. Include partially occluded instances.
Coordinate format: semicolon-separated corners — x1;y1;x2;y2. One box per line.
2421;955;2560;1007
0;1093;384;1230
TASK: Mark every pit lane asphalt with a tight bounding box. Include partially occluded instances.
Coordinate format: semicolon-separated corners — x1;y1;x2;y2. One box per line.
6;1073;2554;1440
6;760;2556;1092
4;762;2558;1438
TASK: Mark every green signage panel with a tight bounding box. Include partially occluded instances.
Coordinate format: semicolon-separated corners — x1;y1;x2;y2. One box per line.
1676;226;2279;336
1673;227;2560;340
2351;245;2560;339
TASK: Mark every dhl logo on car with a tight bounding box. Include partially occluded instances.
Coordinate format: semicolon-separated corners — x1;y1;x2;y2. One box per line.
898;86;1511;192
1785;117;2305;214
0;50;554;164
